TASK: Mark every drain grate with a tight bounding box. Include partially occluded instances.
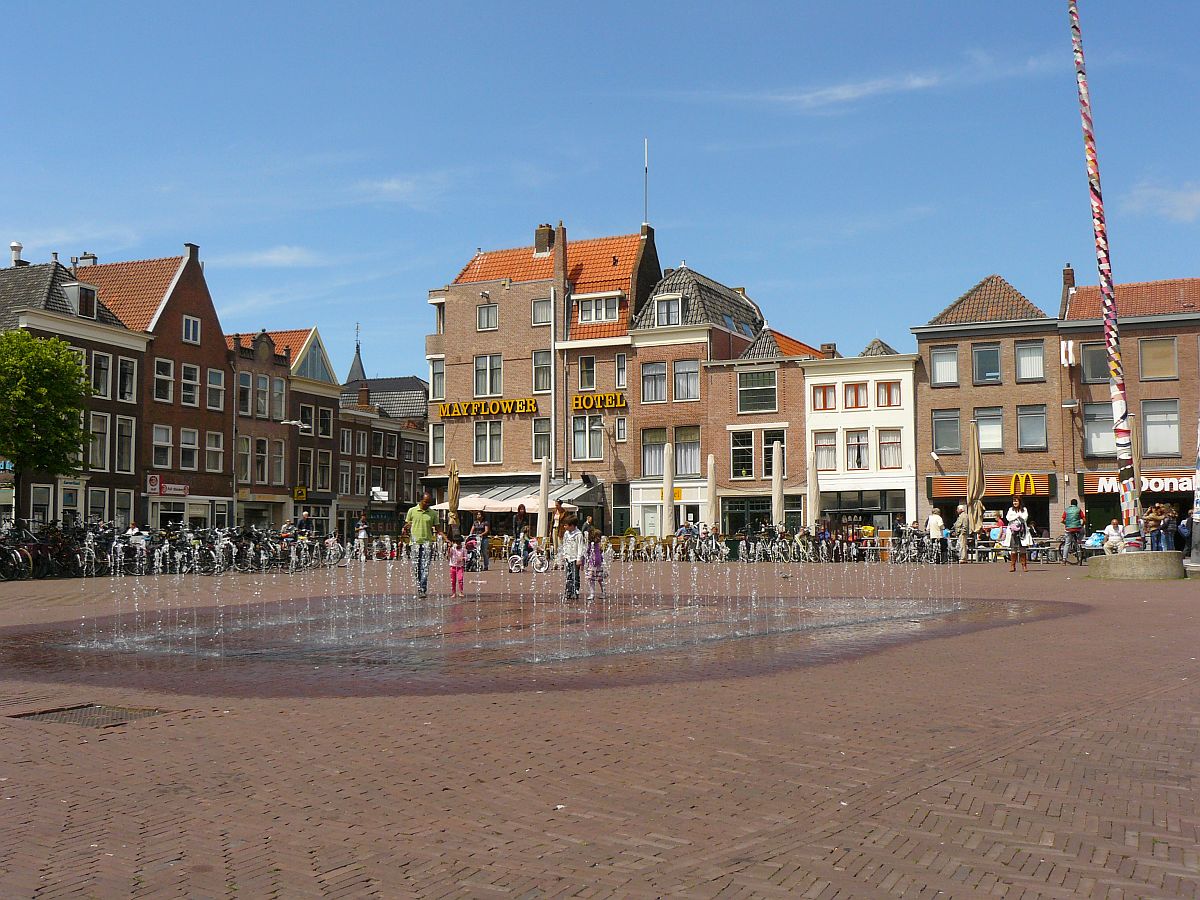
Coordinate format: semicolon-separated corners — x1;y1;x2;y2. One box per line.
9;704;163;728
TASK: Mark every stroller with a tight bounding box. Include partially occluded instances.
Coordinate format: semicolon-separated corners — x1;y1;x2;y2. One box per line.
464;535;484;572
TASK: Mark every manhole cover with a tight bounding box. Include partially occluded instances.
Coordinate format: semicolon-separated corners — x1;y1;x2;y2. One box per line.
9;704;163;728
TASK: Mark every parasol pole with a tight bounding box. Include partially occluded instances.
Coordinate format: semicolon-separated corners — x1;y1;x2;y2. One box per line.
1068;0;1142;548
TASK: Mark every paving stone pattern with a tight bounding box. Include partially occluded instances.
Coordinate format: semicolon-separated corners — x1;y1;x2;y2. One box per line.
0;565;1196;897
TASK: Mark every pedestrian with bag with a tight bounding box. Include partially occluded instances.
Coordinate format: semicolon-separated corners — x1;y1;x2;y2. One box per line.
1005;495;1032;573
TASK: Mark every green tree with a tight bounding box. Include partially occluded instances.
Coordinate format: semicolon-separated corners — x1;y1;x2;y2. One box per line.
0;330;92;520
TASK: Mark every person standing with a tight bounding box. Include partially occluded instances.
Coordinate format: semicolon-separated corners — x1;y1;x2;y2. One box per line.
296;510;314;536
1005;496;1031;573
1144;503;1164;551
585;528;606;602
402;492;440;598
559;514;585;600
512;504;529;541
447;535;466;598
951;504;970;564
1161;505;1178;554
924;507;946;563
552;500;566;550
1179;508;1194;555
470;510;490;571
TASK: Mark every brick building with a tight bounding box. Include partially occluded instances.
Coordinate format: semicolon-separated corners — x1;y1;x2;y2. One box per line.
1059;269;1200;527
78;244;234;530
706;328;827;534
425;221;661;530
0;247;150;525
912;275;1065;531
626;265;764;534
266;328;341;534
801;339;919;532
226;330;293;528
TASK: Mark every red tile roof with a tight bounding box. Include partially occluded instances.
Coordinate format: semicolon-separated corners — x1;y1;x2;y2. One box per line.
260;328;314;360
1066;278;1200;320
928;274;1047;326
774;332;825;358
71;256;185;332
453;234;643;295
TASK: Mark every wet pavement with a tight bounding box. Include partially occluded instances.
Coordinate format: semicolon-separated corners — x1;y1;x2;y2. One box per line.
0;561;1196;897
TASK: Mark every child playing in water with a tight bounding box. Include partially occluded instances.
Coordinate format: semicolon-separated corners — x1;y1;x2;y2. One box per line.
585;529;606;602
448;534;465;598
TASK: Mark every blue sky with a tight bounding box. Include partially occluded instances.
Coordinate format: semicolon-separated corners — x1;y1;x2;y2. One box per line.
3;1;1198;377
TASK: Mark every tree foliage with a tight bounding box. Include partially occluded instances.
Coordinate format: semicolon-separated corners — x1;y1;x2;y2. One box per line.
0;330;92;491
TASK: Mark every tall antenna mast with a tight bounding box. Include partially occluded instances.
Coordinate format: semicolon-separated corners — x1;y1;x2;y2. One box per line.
355;321;361;350
643;137;649;224
1068;0;1141;547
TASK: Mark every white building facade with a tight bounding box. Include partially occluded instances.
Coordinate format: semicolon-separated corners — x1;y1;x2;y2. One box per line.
801;342;919;532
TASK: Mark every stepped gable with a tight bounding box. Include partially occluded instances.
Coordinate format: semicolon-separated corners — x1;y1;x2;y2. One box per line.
927;274;1047;326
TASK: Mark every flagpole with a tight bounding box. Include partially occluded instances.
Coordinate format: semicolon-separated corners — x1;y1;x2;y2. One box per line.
1068;0;1142;548
643;138;649;223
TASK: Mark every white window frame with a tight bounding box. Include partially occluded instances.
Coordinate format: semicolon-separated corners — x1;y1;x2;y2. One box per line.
316;450;332;491
533;350;551;394
87;487;108;523
236;436;251;482
117;357;137;403
615;416;627;443
532;418;550;462
760;428;785;479
153;424;172;469
356;430;368;457
338;461;352;495
578;356;596;391
88;411;110;472
181;363;201;407
814;431;837;472
182;315;201;345
615;352;627;389
114;489;135;529
476;303;498;331
237;371;252;415
299;404;315;434
655;297;680;326
318;407;333;439
206;431;224;473
641;361;666;404
737;369;777;414
340;428;352;454
532;298;552;327
430;423;445;466
91;351;112;399
255;374;270;417
271;377;286;420
675;425;701;477
179;428;199;471
354;462;367;496
154;358;174;402
429;358;445;400
115;415;136;474
207;368;225;411
571;414;604;461
845;429;869;471
579;295;619;323
673;360;700;402
474;420;502;464
730;430;754;480
474;354;503;397
878;428;902;469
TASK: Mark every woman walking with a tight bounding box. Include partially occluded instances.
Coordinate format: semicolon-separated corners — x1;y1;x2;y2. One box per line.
1005;495;1032;573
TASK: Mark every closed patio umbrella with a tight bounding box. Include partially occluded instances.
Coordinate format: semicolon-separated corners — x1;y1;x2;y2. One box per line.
966;420;985;533
537;455;550;541
806;443;820;528
661;442;675;539
447;459;460;535
705;454;719;532
771;440;784;527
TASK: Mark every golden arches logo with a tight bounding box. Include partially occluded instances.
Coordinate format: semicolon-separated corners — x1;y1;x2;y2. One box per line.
1009;473;1037;496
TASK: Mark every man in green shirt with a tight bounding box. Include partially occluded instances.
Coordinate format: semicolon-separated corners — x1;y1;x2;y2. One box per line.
403;492;440;597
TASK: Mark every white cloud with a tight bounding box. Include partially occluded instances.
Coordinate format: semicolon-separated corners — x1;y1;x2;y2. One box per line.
353;169;466;210
207;245;325;268
1125;181;1200;223
676;48;1061;114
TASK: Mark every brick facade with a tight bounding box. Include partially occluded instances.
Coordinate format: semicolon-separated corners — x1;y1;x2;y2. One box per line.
229;331;293;528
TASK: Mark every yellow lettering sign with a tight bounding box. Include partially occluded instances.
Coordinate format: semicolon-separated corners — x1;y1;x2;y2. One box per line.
1010;473;1037;496
437;398;539;418
572;392;627;413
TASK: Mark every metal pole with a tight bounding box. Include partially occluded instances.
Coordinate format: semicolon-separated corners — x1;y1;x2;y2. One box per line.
1068;0;1142;548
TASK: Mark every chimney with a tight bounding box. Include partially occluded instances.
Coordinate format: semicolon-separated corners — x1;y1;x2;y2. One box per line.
1058;262;1076;319
663;267;674;278
534;223;554;255
77;251;98;267
9;241;22;267
184;242;199;262
820;342;839;358
358;384;371;407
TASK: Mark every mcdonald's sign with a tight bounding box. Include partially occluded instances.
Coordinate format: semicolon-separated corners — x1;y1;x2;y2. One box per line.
1010;472;1037;496
928;472;1054;500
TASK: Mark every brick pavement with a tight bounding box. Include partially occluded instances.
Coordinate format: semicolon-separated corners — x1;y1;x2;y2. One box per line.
0;562;1196;898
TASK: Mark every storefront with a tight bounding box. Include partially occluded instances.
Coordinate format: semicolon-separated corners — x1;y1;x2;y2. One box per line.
0;458;12;521
236;488;290;529
927;472;1056;533
819;489;908;534
720;493;805;536
632;481;708;536
1079;468;1197;528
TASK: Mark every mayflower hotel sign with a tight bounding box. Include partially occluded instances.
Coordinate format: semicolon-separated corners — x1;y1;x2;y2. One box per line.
438;398;539;417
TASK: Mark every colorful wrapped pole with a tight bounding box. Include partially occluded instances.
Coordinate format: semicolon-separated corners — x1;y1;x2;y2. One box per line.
1068;0;1142;548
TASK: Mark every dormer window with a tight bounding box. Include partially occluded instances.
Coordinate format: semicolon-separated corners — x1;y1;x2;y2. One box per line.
655;297;679;326
579;296;618;323
183;315;201;344
63;283;97;319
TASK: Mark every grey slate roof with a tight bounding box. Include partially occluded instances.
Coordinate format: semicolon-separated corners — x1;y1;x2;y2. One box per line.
345;345;367;383
0;262;128;332
859;338;899;357
341;375;429;420
632;266;763;335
